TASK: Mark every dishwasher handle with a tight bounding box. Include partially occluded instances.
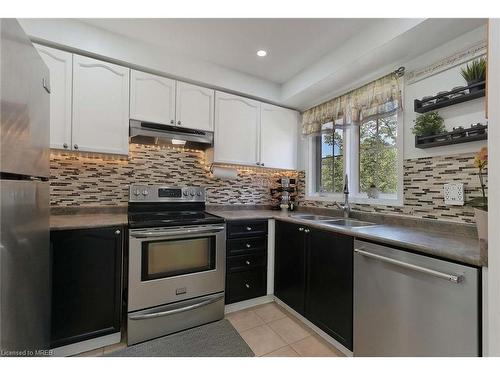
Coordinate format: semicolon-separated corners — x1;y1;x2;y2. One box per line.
354;248;463;283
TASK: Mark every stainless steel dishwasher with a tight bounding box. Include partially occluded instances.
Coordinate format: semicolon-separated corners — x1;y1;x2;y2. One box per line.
354;240;480;357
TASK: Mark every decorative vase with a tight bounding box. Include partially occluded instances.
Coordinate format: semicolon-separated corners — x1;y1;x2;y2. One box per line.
474;208;488;243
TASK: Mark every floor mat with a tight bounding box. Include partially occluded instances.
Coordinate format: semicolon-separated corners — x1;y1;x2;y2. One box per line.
105;319;254;357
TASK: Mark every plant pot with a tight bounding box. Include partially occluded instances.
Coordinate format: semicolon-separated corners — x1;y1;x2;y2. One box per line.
467;79;486;93
474;208;488;243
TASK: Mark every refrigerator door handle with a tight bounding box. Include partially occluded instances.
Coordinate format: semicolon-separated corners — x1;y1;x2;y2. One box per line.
354;249;463;283
42;77;51;94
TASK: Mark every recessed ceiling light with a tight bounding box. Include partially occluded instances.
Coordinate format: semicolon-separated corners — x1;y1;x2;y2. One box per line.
257;50;267;57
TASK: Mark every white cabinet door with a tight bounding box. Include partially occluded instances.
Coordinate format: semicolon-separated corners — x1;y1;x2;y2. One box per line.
35;44;73;150
214;91;260;166
260;103;298;170
130;70;175;125
175;81;214;131
72;55;130;155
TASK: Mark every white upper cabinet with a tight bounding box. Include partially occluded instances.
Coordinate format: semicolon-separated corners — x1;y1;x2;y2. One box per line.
72;55;130;155
176;81;214;131
35;44;73;150
214;91;261;166
130;70;176;125
260;103;298;170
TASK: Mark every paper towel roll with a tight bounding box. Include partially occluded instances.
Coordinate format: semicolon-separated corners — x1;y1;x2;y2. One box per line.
211;166;238;180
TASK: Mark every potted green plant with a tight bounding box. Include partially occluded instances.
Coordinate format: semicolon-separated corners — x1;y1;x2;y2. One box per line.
469;147;488;243
412;111;445;143
461;57;486;93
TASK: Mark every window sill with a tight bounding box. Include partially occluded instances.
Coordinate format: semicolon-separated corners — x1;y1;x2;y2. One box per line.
304;194;403;207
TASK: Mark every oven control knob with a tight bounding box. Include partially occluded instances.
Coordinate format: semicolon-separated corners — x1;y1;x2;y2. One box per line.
133;189;141;196
142;190;149;196
196;191;202;196
190;191;195;196
183;191;188;196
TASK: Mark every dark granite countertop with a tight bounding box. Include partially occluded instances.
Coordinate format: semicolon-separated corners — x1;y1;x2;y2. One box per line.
207;208;485;267
50;206;128;231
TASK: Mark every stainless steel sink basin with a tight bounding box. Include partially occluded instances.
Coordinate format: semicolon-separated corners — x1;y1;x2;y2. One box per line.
289;214;337;221
320;219;377;228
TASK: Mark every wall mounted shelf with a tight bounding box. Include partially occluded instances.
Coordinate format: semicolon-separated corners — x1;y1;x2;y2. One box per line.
415;124;487;149
414;81;486;113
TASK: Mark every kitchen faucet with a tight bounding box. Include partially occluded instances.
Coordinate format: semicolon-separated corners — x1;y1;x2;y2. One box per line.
333;174;350;218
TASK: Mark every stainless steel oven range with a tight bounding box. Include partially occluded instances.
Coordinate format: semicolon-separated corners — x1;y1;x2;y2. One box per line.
127;185;226;345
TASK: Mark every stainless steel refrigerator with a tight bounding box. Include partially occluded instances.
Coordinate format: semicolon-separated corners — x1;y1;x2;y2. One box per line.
0;19;51;355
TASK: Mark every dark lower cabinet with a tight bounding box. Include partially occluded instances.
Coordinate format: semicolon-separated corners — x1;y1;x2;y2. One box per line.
50;226;123;348
306;227;353;350
274;220;307;315
274;220;353;350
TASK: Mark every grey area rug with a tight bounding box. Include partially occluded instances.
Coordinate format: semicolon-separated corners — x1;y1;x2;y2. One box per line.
106;319;254;357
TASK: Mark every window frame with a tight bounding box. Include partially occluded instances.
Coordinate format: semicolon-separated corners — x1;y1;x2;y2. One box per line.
306;109;404;206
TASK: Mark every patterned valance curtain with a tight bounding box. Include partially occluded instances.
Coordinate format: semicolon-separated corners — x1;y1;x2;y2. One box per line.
301;72;402;135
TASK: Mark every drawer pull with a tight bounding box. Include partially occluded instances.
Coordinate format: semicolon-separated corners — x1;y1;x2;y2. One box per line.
246;226;252;231
246;243;251;248
245;283;250;289
298;227;304;232
245;260;251;265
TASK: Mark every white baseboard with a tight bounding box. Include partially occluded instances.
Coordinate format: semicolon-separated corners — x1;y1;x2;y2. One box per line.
224;295;275;314
53;332;121;357
274;297;353;357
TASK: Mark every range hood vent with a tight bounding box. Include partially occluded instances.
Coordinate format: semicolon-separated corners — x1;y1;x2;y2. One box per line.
129;120;213;150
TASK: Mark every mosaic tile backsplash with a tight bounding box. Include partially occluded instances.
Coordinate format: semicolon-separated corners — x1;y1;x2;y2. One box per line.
50;144;296;207
297;152;487;224
50;145;486;224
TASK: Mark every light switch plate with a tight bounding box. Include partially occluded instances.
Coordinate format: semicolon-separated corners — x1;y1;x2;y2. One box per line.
443;183;464;206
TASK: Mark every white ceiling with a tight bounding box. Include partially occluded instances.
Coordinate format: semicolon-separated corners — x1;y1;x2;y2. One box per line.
80;18;381;84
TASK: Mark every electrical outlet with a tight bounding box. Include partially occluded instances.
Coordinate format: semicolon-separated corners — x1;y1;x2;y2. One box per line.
443;183;464;206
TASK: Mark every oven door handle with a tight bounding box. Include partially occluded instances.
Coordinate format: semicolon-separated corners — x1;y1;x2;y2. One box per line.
129;293;225;320
130;226;225;238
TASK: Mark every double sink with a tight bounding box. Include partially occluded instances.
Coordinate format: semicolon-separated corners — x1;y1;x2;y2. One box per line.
289;214;378;228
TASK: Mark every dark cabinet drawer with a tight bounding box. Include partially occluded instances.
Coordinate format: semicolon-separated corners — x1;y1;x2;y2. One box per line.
228;253;267;273
227;220;268;238
228;236;267;256
226;268;267;304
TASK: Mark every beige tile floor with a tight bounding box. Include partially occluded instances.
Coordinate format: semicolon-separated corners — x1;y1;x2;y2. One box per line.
226;302;345;357
78;302;345;357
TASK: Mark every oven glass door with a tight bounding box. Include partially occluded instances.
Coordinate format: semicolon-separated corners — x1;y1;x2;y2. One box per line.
141;235;216;281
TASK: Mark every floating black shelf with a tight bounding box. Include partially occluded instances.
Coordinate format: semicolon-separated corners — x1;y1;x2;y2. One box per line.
414;81;486;113
415;124;487;149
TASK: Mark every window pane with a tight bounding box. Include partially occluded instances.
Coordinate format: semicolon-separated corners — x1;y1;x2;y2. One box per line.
359;114;397;194
318;128;344;193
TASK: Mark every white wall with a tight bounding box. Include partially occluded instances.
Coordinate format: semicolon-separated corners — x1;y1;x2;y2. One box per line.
18;19;282;105
403;26;487;160
487;19;500;357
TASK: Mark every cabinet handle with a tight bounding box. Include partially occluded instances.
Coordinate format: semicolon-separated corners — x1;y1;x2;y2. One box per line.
261;163;265;166
63;143;68;149
73;144;78;150
177;120;181;125
115;229;121;235
245;283;250;289
298;227;304;232
246;226;252;231
170;120;174;124
246;243;251;248
304;229;310;234
245;260;251;265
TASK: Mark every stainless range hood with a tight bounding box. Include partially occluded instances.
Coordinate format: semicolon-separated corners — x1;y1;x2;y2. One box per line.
129;120;213;149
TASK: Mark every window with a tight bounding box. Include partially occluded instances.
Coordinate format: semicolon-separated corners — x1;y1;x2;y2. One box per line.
359;112;398;194
316;127;344;193
310;111;402;203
